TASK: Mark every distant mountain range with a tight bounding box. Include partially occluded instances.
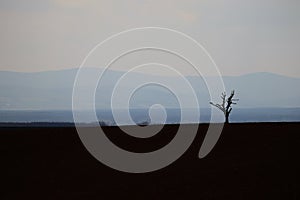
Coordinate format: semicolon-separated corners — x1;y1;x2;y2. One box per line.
0;68;299;110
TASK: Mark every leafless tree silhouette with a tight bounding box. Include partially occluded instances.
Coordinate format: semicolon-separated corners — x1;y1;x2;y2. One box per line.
210;90;239;123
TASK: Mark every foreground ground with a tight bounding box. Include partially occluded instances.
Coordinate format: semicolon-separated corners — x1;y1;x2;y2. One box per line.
0;123;299;199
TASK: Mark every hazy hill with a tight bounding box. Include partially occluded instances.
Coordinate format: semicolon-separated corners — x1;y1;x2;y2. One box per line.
0;69;299;110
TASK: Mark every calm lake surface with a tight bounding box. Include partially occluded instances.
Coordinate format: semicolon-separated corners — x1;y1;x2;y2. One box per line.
0;108;299;125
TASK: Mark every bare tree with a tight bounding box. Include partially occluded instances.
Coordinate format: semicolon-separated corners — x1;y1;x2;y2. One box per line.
210;90;239;123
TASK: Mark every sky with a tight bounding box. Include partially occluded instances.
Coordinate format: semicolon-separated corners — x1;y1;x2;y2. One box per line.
0;0;300;77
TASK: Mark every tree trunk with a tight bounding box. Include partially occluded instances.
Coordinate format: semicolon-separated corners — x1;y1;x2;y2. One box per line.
225;113;229;123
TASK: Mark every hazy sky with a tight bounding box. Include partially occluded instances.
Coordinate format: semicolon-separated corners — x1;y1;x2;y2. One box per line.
0;0;299;77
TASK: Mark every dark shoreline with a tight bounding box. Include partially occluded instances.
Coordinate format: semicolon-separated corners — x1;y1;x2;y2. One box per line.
0;123;299;199
1;121;300;127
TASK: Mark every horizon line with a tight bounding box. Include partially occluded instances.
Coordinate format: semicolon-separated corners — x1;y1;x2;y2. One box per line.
0;67;299;79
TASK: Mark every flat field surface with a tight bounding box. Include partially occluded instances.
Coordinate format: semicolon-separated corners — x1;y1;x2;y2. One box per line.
0;123;299;199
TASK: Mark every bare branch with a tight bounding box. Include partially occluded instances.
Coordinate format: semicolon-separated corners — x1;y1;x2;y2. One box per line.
209;90;238;123
210;102;225;112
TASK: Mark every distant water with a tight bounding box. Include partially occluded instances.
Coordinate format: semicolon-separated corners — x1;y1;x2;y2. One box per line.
0;108;299;125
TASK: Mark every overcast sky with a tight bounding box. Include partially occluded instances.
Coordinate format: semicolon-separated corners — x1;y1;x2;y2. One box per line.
0;0;299;77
